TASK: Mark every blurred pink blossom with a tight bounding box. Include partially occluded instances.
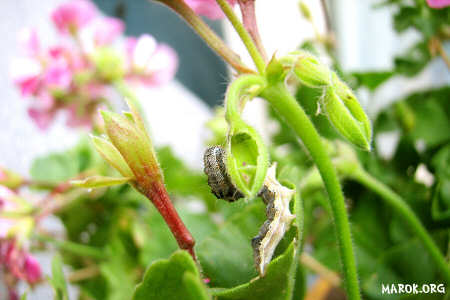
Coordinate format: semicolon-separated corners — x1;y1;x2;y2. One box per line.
94;17;124;46
10;58;42;97
426;0;450;8
126;34;178;86
28;107;56;130
13;0;178;130
185;0;236;20
18;29;40;57
51;0;97;34
0;240;42;284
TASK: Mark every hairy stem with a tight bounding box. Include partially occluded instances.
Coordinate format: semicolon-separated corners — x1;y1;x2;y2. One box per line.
351;168;450;283
261;83;361;300
155;0;253;74
216;0;266;74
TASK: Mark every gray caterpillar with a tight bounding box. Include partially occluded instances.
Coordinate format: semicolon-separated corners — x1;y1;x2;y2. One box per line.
203;146;244;202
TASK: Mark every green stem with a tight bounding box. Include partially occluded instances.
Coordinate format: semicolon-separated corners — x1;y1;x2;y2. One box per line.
261;83;361;300
216;0;266;74
351;168;450;283
35;234;105;260
155;0;253;74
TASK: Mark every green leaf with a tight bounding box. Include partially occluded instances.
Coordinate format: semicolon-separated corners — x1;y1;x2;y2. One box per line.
30;138;102;184
70;176;132;188
133;250;209;300
394;41;431;77
212;242;297;300
49;255;69;300
198;202;266;288
351;71;394;91
183;272;211;300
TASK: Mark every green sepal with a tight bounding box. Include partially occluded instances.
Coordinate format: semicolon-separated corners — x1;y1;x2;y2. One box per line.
91;135;134;178
70;175;133;188
265;55;288;85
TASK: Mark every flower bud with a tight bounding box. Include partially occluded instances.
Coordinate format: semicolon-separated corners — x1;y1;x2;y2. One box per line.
0;166;24;189
299;2;312;21
293;52;332;88
92;48;124;82
322;76;372;150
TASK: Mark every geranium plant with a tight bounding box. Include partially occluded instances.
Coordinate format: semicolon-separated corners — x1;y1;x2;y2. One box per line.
1;0;449;299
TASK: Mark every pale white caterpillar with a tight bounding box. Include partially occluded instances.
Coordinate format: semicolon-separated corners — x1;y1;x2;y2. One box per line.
252;164;295;276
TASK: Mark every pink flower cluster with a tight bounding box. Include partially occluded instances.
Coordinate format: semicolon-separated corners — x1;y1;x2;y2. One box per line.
12;0;177;130
0;186;41;298
426;0;450;8
185;0;237;20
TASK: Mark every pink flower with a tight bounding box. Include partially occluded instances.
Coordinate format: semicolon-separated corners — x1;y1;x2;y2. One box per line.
23;254;42;283
18;28;40;57
94;17;124;46
10;58;42;97
79;17;124;54
51;0;97;34
126;35;178;86
184;0;236;20
426;0;450;8
0;240;42;285
28;106;56;130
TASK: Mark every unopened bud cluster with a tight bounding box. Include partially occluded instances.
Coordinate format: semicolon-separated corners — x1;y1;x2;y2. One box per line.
290;51;372;150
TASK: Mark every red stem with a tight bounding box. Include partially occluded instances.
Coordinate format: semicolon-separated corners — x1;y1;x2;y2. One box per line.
145;181;196;259
238;0;267;62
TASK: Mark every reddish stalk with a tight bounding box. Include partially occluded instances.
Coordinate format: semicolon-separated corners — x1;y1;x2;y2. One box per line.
144;181;196;259
237;0;267;62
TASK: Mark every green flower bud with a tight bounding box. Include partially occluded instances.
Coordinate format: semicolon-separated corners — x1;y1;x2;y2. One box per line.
93;48;125;83
100;110;162;189
322;75;372;150
86;99;164;192
293;52;332;88
0;166;24;189
299;2;312;21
